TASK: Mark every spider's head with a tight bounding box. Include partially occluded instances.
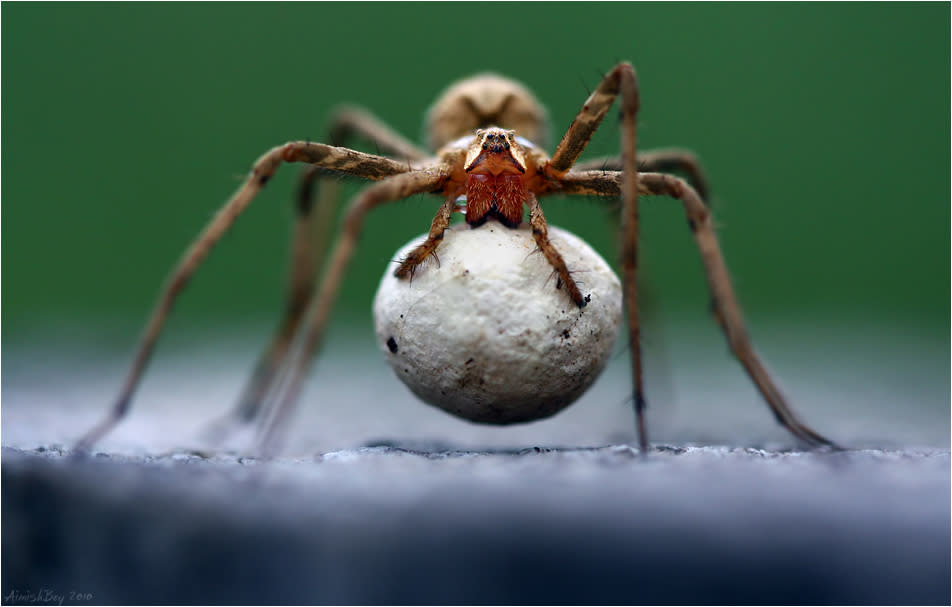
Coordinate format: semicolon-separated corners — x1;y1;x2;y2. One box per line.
426;73;549;152
464;128;527;175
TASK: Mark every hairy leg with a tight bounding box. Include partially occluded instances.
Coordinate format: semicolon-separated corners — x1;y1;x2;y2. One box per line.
394;196;458;280
258;169;447;453
221;168;340;428
326;105;428;162
544;62;646;451
527;194;587;307
573;148;711;203
551;169;838;448
229;110;429;427
75;143;413;452
547;64;638;175
637;172;836;447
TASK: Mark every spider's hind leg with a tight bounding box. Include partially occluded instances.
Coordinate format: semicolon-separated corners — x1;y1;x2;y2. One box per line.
636;172;839;449
207;166;337;437
257;169;447;453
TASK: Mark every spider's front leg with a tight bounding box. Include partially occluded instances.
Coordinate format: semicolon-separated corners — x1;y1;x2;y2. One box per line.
226;109;430;428
75;142;413;452
257;168;447;452
544;62;649;451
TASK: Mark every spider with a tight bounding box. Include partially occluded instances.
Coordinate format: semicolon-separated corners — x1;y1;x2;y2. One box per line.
76;62;837;454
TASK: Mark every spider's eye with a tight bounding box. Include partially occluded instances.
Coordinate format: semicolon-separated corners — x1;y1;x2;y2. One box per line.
503;141;510;150
482;143;488;150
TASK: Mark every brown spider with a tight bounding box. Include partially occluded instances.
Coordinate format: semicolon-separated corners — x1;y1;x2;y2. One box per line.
76;63;837;454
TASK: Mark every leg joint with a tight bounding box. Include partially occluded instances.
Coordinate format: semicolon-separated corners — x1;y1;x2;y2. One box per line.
613;62;640;115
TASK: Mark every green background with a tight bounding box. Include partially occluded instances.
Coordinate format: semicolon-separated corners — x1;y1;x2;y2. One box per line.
3;2;948;346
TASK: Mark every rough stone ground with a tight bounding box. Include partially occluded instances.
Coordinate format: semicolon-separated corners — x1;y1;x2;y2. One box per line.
3;326;949;604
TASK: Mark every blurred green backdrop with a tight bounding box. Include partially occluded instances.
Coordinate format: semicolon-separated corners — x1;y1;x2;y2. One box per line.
3;3;948;347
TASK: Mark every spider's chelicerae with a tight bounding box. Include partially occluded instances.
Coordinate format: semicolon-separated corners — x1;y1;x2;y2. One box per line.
78;62;837;454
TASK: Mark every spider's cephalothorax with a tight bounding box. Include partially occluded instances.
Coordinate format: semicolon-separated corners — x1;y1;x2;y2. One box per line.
78;63;839;456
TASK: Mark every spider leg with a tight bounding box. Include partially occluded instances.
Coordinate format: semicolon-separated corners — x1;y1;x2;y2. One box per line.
544;63;646;450
256;169;448;454
573;148;711;203
637;172;837;448
527;194;587;306
556;169;839;449
394;195;458;279
226;110;429;429
324;105;429;162
548;63;638;173
75;143;412;452
212;168;339;435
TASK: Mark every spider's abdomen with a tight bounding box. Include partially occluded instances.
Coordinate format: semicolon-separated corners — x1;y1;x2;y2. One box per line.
465;174;527;228
426;74;550;151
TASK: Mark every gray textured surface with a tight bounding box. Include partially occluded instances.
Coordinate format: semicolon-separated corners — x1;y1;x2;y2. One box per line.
3;445;949;605
3;325;949;604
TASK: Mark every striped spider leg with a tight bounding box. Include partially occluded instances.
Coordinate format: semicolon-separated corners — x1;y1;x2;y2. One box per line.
548;63;837;449
75;142;446;452
218;107;431;433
